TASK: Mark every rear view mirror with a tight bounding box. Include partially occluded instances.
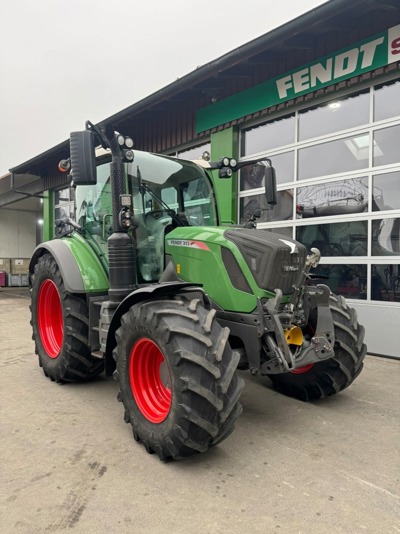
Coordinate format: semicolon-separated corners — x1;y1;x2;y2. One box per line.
70;130;97;185
264;166;277;205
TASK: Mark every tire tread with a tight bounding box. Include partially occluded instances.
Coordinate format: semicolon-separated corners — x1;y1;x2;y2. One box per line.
113;297;243;460
268;294;366;401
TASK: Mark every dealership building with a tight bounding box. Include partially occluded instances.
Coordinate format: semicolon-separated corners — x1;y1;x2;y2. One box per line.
0;0;399;357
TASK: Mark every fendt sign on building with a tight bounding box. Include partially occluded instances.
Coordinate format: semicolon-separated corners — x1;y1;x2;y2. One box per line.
197;24;400;132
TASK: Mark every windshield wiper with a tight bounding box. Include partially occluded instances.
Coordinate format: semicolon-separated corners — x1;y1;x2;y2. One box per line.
137;169;185;227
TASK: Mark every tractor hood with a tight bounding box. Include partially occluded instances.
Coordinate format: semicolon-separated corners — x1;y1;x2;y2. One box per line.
164;226;307;313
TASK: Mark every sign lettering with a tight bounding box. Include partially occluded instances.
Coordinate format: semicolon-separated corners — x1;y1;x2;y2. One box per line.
276;37;385;99
197;25;400;133
389;25;400;60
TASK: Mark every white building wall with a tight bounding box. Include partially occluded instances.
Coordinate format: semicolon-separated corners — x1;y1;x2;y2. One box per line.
351;302;399;358
0;209;37;258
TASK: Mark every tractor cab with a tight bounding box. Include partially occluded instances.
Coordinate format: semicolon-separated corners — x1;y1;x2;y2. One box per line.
74;150;218;283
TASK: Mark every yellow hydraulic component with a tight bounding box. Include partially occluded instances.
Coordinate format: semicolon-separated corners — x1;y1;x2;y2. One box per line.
284;326;303;346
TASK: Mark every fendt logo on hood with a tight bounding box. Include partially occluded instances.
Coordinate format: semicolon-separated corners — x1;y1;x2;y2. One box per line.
279;239;299;254
167;239;210;251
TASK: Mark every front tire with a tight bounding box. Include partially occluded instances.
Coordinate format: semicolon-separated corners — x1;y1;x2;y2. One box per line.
113;298;244;460
268;294;366;401
31;253;104;382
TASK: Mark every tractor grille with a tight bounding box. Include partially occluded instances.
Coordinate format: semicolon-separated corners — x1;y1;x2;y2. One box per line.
224;229;307;295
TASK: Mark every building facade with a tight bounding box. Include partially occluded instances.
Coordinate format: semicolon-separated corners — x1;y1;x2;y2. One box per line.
194;27;400;357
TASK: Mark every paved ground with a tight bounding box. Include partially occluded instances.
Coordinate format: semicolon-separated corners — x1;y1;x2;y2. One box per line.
1;287;399;534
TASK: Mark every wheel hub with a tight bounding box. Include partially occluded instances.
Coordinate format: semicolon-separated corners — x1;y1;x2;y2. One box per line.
129;338;172;423
37;279;63;358
291;363;314;374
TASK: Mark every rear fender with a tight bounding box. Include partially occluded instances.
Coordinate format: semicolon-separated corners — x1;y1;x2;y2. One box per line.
29;237;108;293
105;282;205;376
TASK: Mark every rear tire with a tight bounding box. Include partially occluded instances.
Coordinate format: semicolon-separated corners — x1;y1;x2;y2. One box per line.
268;294;366;401
113;298;244;460
30;253;104;382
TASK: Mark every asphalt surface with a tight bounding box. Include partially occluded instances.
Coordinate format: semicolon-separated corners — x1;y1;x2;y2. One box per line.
1;287;399;534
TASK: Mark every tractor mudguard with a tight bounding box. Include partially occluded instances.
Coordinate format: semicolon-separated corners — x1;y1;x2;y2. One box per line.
29;236;109;294
104;282;204;376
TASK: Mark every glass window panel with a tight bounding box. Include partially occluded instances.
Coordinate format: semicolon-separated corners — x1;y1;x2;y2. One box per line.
242;115;295;155
55;188;71;204
373;125;400;167
161;187;176;206
298;134;370;180
270;152;294;185
54;186;77;238
374;80;400;122
296;178;368;219
74;161;113;251
263;226;293;238
55;204;73;237
240;152;294;190
55;205;72;219
309;264;367;300
299;92;369;141
372;218;400;255
182;178;215;226
371;264;400;302
372;172;400;211
76;163;112;226
296;220;368;256
240;163;266;191
240;190;293;224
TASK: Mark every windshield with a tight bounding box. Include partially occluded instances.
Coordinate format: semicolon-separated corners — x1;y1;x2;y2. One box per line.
127;151;216;226
127;152;217;282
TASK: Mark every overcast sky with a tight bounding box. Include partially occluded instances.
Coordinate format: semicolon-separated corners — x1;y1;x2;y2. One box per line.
0;0;326;176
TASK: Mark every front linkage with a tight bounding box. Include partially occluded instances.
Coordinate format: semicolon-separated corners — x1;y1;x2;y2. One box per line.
261;283;335;374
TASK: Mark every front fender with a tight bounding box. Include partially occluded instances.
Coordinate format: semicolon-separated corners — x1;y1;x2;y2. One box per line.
29;235;109;293
104;282;204;375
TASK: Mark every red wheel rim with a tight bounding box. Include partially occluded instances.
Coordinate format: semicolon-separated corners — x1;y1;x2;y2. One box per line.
291;364;314;375
129;338;172;423
38;279;63;358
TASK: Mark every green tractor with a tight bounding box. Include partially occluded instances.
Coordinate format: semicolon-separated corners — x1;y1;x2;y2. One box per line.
29;121;366;460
